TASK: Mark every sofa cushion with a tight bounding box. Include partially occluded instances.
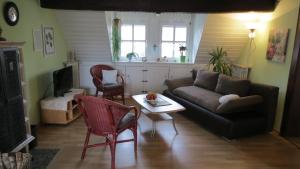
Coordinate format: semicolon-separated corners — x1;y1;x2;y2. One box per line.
165;77;194;91
216;95;263;114
173;86;222;112
215;75;250;97
194;70;219;91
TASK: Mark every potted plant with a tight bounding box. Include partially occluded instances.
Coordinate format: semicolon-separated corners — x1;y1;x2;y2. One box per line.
112;18;121;61
179;46;187;63
208;47;232;76
126;52;139;62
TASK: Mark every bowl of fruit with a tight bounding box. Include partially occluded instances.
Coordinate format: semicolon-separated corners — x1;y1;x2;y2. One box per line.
146;92;157;105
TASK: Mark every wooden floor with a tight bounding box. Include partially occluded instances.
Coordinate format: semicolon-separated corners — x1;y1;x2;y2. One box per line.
288;137;300;149
37;100;300;169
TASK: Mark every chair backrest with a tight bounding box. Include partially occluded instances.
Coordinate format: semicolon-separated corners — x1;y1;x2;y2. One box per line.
90;64;114;81
77;95;115;135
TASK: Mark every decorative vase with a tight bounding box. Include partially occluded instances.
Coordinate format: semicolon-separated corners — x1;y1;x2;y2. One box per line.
180;55;186;63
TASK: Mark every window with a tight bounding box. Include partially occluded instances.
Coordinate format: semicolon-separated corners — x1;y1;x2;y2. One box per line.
120;24;146;58
161;26;187;58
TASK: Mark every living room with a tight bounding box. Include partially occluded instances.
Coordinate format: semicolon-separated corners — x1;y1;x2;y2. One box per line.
1;0;300;169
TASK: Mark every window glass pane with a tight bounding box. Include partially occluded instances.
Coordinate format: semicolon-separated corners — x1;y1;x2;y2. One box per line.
162;27;174;41
161;42;174;58
175;27;187;41
134;25;145;41
121;41;132;57
134;42;145;57
121;25;132;40
174;43;186;58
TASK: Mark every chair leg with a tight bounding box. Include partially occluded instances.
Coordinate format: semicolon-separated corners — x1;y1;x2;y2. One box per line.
109;135;117;169
122;93;125;104
81;130;91;160
133;126;138;158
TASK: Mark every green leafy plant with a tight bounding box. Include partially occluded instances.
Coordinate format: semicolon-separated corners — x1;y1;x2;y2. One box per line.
112;18;121;61
208;47;232;76
126;52;139;61
179;46;187;63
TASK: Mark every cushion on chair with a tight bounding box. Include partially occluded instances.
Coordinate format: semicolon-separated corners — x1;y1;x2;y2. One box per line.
103;83;123;90
102;70;118;84
173;86;222;112
117;112;135;130
215;74;250;97
193;70;219;91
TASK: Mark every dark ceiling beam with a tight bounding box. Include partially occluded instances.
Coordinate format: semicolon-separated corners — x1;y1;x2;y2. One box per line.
40;0;278;13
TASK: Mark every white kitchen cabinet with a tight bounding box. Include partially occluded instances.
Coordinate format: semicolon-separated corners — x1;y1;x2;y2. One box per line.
126;65;145;95
146;65;169;93
79;61;205;96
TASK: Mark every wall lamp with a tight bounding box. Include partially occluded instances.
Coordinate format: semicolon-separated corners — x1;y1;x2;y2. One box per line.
246;22;259;39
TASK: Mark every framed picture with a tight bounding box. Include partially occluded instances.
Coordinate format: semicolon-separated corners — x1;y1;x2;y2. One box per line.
33;29;43;52
266;28;289;63
42;26;55;56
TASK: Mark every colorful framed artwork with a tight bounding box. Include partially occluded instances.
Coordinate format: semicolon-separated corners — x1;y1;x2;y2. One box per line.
43;26;55;56
266;28;289;63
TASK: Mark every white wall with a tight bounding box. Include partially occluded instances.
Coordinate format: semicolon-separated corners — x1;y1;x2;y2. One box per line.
191;14;207;63
196;14;249;63
55;10;112;62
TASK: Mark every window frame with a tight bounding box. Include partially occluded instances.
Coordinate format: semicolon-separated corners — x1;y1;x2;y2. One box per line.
120;24;147;59
160;25;188;59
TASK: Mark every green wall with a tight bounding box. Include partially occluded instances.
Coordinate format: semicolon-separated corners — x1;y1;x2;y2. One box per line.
239;0;300;131
0;0;67;124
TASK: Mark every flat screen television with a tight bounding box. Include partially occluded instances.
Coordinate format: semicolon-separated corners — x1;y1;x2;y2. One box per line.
53;66;73;97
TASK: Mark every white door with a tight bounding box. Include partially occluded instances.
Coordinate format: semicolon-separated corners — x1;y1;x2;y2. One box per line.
126;65;145;95
146;65;169;93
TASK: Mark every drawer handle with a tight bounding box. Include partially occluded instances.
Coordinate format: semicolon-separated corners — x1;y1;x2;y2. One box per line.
141;80;148;83
142;70;148;72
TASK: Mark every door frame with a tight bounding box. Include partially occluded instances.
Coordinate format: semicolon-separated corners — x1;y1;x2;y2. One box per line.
281;6;300;136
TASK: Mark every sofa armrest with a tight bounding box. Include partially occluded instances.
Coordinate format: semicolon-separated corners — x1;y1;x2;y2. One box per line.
216;95;263;114
165;77;194;91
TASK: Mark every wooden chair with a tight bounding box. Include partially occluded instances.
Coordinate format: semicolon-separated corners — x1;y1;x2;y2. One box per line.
90;64;125;104
76;95;138;169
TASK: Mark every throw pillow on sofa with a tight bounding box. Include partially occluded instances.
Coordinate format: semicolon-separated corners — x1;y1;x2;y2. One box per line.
215;74;250;97
219;94;240;104
194;70;219;91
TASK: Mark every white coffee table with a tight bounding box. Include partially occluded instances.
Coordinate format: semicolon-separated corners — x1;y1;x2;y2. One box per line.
132;94;185;136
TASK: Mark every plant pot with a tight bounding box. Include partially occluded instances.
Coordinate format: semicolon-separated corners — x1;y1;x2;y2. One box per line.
180;55;186;63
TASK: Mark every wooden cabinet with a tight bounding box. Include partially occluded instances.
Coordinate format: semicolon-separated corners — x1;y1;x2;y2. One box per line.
0;42;34;153
40;89;85;124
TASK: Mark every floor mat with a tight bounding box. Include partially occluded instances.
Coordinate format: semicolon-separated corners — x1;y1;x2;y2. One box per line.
30;148;59;169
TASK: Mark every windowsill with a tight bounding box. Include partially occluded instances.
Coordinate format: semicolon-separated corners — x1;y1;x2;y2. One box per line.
113;57;194;64
113;60;194;64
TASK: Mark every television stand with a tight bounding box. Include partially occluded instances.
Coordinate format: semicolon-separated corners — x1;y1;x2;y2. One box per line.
64;90;73;94
40;88;86;124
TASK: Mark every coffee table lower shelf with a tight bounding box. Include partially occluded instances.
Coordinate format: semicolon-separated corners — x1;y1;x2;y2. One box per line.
141;109;178;136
